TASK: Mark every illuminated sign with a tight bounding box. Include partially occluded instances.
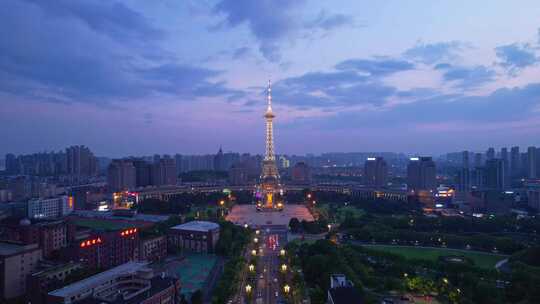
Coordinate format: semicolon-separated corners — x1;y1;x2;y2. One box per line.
367;157;376;161
120;228;137;237
410;157;419;161
80;238;102;248
68;196;74;208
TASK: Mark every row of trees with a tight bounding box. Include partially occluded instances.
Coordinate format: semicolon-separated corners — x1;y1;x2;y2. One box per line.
286;239;540;304
211;221;252;304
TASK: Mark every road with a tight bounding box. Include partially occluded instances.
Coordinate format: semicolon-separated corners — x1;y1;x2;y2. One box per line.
255;225;288;304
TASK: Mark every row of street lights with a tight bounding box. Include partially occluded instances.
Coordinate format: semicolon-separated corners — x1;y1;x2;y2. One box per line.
245;230;292;299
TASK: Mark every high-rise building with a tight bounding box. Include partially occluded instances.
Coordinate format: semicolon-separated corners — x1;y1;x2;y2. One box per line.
474;153;483;167
66;146;97;179
462;151;470;168
213;147;225;171
4;153;18;175
485;159;505;190
151;156;176;186
363;157;388;187
107;160;136;191
407;157;437;192
501;147;509;183
457;151;471;191
486;147;495;161
291;162;312;184
131;159;151;187
229;162;250;185
510;146;520;177
527;146;536;178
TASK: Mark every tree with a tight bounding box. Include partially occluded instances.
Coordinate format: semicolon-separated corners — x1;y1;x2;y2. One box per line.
289;217;301;233
191;290;203;304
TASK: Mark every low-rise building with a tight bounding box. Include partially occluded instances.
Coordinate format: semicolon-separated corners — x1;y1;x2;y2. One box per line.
28;195;72;219
139;235;167;262
68;220;140;270
28;261;83;304
168;221;220;254
327;274;362;304
47;261;180;304
0;241;42;300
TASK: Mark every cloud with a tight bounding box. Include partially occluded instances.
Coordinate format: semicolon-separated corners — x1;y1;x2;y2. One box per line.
304;10;355;31
335;58;415;76
213;0;302;62
495;43;538;74
213;0;354;62
288;82;540;131
232;47;251;60
0;0;237;104
441;65;496;88
271;69;396;108
403;41;466;64
140;64;240;98
25;0;164;45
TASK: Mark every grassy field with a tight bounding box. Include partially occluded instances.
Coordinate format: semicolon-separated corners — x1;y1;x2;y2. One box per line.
363;244;507;270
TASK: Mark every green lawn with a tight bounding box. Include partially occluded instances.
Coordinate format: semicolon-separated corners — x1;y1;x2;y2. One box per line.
363;244;507;270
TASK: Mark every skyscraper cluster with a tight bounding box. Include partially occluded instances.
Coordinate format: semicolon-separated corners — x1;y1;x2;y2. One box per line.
107;155;177;191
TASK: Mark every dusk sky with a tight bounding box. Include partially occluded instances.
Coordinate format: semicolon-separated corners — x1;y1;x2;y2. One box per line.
1;0;540;157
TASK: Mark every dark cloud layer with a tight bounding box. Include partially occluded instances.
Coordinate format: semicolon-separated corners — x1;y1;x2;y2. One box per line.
213;0;354;62
0;0;237;104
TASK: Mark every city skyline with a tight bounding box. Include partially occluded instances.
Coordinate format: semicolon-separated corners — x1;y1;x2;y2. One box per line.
1;1;540;157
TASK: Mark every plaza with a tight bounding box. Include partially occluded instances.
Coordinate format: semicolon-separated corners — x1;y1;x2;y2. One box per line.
226;204;314;227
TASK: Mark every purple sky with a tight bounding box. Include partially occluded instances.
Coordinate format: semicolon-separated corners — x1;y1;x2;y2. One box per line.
1;0;540;157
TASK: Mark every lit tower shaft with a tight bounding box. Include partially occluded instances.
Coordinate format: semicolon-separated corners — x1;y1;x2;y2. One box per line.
265;80;276;161
259;80;282;210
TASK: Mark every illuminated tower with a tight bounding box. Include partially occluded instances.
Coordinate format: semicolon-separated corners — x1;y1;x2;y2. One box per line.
260;80;283;210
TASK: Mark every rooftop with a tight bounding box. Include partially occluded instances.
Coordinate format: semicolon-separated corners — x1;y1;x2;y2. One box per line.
0;241;39;256
170;220;219;232
72;219;139;231
329;287;363;304
49;261;149;298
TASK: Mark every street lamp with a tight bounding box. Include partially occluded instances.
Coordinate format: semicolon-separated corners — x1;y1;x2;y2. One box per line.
245;284;252;294
255;229;260;235
281;264;287;272
251;249;257;256
443;278;449;284
327;224;332;230
254;237;259;243
280;249;285;256
244;223;249;229
249;264;255;272
219;200;225;206
283;285;290;294
307;194;311;199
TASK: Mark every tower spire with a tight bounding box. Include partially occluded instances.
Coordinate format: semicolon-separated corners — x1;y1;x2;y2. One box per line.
266;79;272;113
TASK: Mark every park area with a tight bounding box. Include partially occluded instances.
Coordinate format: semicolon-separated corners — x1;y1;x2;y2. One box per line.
362;244;508;270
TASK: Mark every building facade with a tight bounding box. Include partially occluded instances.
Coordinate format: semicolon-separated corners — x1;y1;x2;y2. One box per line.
27;196;72;219
363;157;388;187
168;221;220;254
407;157;437;192
0;242;42;300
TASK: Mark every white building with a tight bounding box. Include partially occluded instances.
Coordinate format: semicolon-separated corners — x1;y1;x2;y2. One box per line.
27;196;72;219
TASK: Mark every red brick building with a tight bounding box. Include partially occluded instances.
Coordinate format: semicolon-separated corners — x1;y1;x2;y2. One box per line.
139;235;167;262
68;220;140;270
